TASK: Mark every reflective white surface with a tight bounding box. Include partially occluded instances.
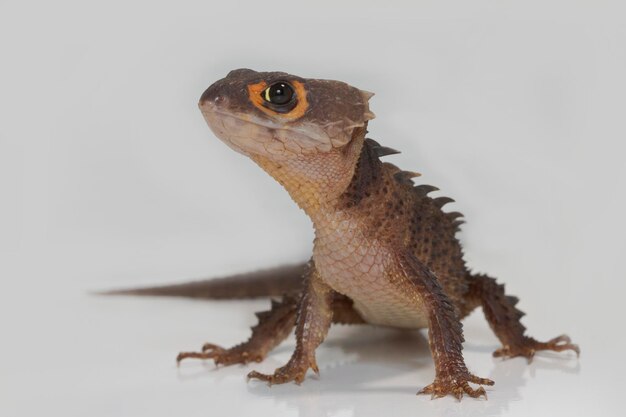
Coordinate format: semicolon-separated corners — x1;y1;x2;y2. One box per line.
0;273;618;417
1;0;625;416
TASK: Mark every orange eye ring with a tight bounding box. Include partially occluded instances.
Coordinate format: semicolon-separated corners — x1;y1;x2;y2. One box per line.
248;80;309;121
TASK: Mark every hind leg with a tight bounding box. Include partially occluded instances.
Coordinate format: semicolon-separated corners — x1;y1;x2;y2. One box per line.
177;292;363;366
468;274;579;361
177;296;298;365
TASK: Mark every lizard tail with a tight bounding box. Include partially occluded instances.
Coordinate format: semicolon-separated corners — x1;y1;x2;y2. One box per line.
99;263;306;299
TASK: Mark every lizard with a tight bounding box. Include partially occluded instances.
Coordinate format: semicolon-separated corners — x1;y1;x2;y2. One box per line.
110;68;579;400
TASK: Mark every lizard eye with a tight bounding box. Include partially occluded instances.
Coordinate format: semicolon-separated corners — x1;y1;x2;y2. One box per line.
261;82;296;110
247;79;307;119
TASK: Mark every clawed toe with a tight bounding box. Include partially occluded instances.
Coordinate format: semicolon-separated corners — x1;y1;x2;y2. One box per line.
246;370;271;383
177;342;226;364
548;334;571;344
247;358;314;386
469;374;495;386
176;348;221;364
494;334;580;362
417;373;493;400
545;334;580;356
247;368;306;385
201;343;223;353
247;370;294;385
177;343;264;366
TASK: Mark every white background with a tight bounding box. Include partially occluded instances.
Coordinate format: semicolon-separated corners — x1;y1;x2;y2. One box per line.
1;1;624;416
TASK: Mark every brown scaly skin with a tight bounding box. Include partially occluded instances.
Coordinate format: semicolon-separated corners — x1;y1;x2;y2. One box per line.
172;69;579;399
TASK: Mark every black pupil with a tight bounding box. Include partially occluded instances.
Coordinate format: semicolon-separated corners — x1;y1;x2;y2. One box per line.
268;82;293;105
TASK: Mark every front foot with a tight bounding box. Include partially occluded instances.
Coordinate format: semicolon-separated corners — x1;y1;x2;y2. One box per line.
177;343;265;366
418;371;494;400
247;356;318;385
494;334;580;362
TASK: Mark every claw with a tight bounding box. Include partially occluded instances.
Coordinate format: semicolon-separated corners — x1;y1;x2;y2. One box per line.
247;358;311;385
176;350;217;364
469;375;495;386
417;373;492;400
177;342;265;366
474;386;488;400
544;334;580;357
494;334;580;360
548;334;571;344
201;343;223;353
177;342;226;364
247;368;305;385
247;370;272;385
310;358;320;375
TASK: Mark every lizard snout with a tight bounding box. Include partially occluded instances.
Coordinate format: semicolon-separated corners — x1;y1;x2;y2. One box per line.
199;84;226;109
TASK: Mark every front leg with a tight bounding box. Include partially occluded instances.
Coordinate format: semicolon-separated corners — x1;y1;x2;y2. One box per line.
248;262;333;385
396;254;494;400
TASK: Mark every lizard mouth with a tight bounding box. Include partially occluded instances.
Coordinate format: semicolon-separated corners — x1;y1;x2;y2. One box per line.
199;102;335;157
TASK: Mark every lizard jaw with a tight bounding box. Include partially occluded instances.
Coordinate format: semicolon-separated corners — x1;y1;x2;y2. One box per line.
199;100;340;159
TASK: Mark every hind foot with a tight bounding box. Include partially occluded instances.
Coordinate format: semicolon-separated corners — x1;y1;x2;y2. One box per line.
494;334;580;362
177;342;266;366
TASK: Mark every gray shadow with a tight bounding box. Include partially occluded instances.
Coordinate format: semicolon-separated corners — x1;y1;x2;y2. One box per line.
241;327;580;417
174;314;580;417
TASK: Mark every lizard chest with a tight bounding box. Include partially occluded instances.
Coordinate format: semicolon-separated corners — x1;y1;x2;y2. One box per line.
312;215;429;329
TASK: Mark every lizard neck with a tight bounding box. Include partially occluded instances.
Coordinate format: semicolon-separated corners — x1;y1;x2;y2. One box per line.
250;127;366;220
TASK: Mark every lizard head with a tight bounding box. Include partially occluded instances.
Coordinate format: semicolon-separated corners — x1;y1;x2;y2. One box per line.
199;68;374;158
199;68;375;213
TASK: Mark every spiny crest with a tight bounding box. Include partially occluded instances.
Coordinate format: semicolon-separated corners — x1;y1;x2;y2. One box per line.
433;196;455;208
414;184;440;197
506;295;520;306
446;211;464;221
393;170;422;185
355;138;467;233
371;139;467;233
446;211;465;231
364;138;401;158
342;138;400;206
409;180;466;233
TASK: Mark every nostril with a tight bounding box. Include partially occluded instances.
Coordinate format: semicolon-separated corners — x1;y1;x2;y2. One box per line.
199;84;222;106
199;80;231;108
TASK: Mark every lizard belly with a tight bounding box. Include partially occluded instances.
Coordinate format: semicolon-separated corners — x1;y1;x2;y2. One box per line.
313;217;429;329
